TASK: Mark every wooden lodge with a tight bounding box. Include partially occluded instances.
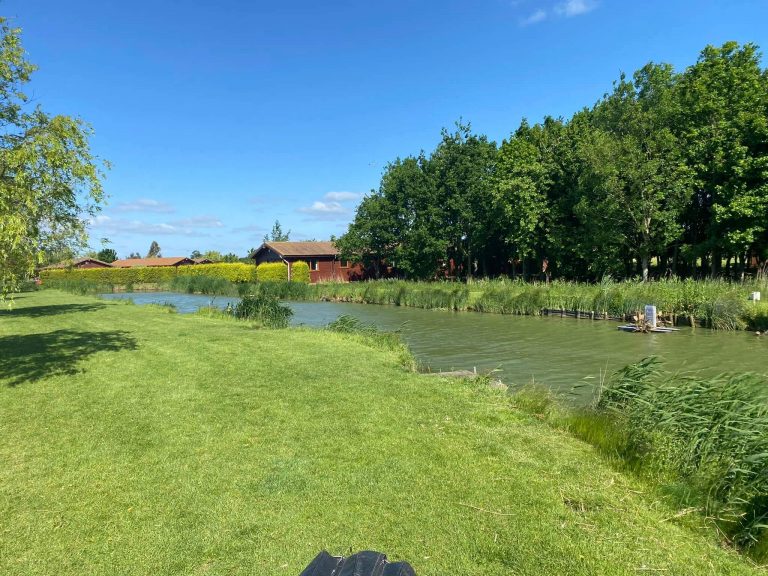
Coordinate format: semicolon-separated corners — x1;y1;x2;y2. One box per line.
111;257;196;268
249;241;361;284
43;257;113;270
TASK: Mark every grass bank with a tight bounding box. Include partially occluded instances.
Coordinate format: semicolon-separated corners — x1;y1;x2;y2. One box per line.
0;290;764;575
514;358;768;561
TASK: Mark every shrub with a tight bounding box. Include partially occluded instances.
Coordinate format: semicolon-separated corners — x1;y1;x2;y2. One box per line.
255;262;288;282
291;261;311;283
254;261;310;283
234;292;293;328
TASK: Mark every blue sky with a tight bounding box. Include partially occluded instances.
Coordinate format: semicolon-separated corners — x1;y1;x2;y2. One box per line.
6;0;768;258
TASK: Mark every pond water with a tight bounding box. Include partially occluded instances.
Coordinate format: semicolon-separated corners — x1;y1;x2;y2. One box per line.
101;291;767;401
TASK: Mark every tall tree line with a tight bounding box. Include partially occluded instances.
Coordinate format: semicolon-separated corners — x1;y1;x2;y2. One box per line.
338;42;768;281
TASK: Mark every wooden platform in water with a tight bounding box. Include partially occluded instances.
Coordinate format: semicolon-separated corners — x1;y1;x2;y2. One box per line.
617;325;680;333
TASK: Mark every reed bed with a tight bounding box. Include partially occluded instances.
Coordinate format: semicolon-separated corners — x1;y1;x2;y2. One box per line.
514;358;768;560
305;277;768;330
599;359;768;558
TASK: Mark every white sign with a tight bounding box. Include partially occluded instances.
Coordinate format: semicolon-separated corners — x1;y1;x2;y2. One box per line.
644;305;657;328
749;291;761;301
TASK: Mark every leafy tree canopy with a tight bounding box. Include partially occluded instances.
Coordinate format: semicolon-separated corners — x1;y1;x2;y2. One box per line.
264;220;290;243
96;248;117;263
145;241;161;258
0;18;106;297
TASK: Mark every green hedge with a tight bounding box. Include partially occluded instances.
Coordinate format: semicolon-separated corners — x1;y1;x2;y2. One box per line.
39;261;312;286
255;262;287;282
40;263;258;285
290;261;310;283
254;262;311;283
176;263;257;283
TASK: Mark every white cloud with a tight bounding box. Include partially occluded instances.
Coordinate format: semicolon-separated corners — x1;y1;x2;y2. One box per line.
324;191;363;202
89;214;221;237
114;198;175;213
297;201;352;221
520;9;547;25
299;201;347;215
555;0;598;17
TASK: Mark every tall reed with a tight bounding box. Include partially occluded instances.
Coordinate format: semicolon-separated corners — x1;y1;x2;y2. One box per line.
591;358;768;558
305;277;766;330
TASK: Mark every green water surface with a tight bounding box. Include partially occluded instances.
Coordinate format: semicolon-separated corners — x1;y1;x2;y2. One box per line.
101;292;768;401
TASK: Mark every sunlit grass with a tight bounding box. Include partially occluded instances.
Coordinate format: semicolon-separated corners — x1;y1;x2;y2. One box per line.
0;291;763;574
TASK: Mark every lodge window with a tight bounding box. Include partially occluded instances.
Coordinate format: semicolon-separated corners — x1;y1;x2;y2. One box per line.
309;258;319;271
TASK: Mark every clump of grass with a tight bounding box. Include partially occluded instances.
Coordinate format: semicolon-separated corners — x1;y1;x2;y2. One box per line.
510;384;561;418
192;305;236;321
326;314;416;370
234;292;293;328
743;301;768;332
145;302;177;314
326;314;378;334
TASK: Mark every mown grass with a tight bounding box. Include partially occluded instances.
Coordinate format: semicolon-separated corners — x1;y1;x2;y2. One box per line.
0;290;764;575
513;359;768;562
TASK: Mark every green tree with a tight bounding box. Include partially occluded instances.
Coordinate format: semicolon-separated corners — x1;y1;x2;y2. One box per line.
589;64;691;280
336;192;398;278
677;42;768;277
145;241;161;258
429;122;497;278
0;18;106;296
96;248;117;263
264;220;290;243
492;120;551;278
382;156;446;279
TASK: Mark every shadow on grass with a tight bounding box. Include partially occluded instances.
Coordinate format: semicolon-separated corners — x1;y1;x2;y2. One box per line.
0;302;106;318
0;329;138;387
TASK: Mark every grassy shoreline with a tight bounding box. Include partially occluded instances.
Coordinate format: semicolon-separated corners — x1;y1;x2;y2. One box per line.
43;275;768;330
1;290;765;574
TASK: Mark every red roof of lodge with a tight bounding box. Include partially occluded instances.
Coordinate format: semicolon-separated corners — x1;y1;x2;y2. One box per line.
111;257;195;268
42;257;113;269
250;241;339;259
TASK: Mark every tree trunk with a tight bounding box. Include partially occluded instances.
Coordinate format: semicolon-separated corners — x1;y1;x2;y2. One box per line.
641;254;650;282
739;250;748;282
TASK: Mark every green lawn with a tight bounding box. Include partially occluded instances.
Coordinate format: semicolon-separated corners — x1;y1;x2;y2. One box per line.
0;290;763;575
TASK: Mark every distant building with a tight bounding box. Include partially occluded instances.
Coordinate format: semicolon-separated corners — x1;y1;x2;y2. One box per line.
249;241;360;283
111;257;196;268
43;257;113;270
192;258;214;264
